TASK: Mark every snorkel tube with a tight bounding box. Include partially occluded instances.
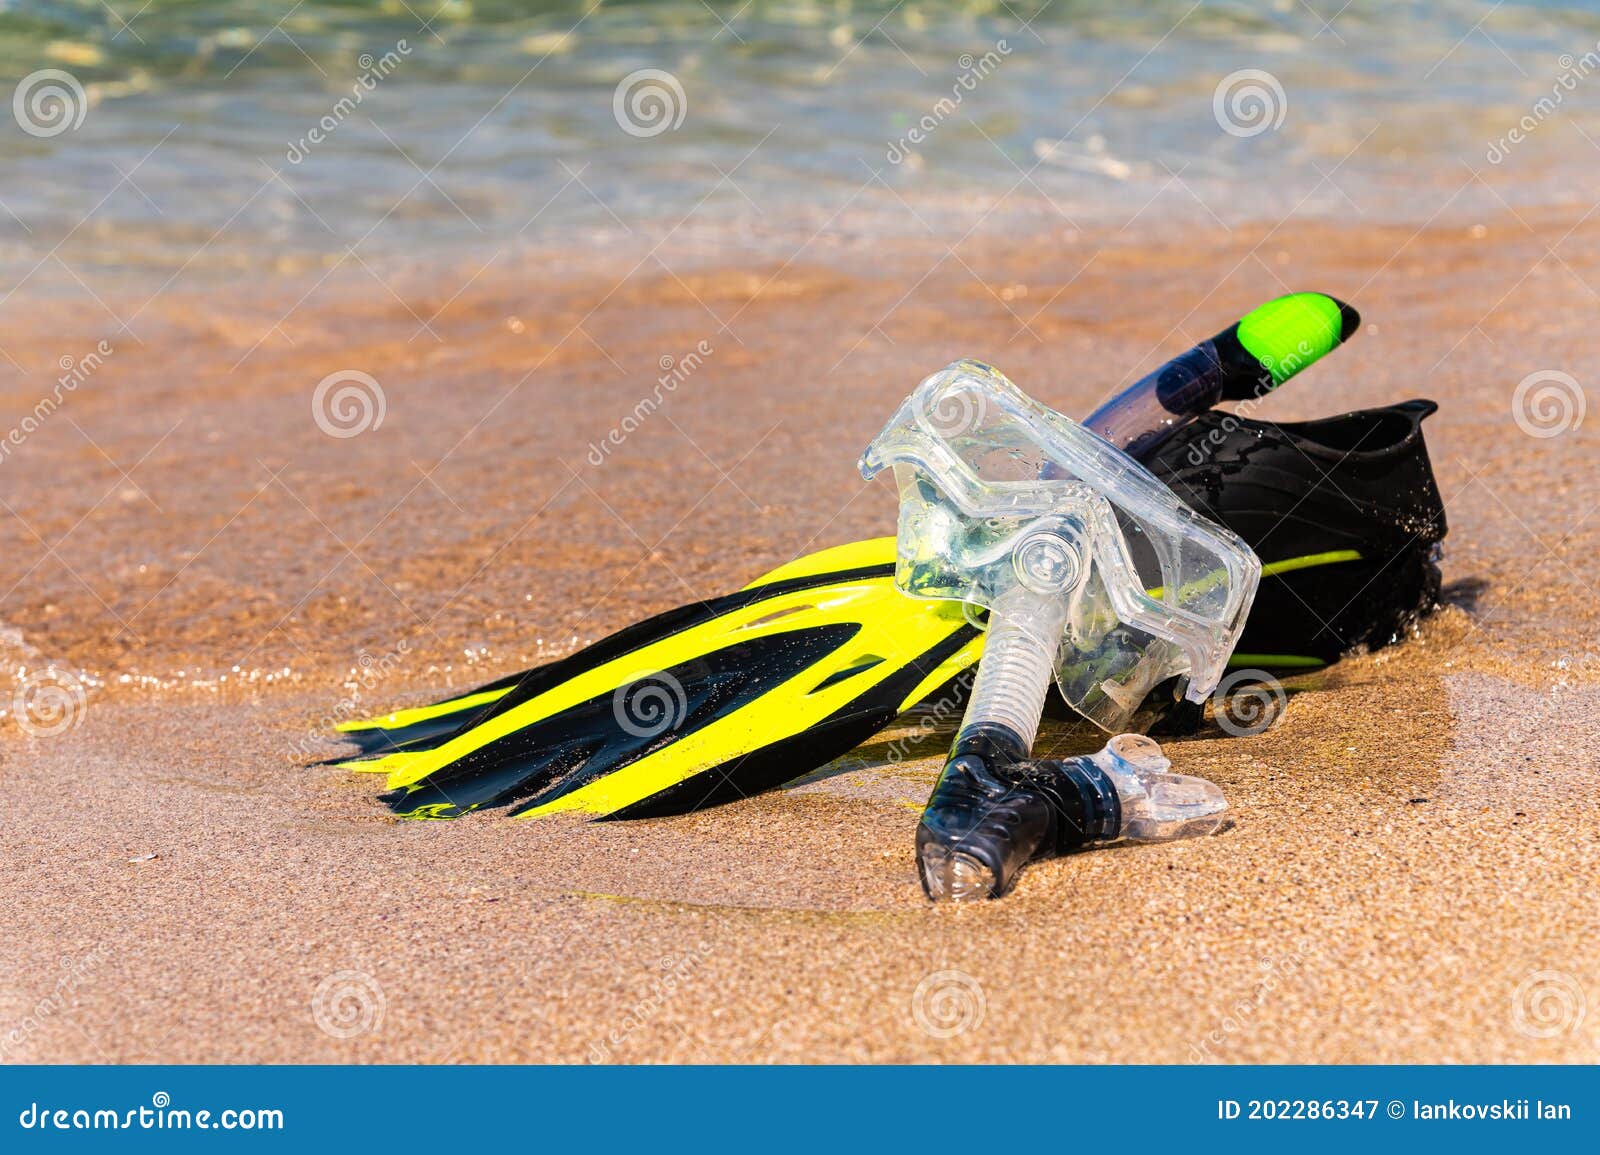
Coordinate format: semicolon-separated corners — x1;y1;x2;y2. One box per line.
862;362;1261;901
855;294;1358;901
1085;292;1359;456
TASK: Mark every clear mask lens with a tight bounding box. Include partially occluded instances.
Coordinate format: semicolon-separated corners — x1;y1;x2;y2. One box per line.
859;359;1261;730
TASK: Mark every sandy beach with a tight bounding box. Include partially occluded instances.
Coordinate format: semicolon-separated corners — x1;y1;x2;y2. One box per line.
3;198;1598;1063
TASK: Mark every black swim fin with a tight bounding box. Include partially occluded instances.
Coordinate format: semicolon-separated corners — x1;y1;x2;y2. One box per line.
1146;398;1446;668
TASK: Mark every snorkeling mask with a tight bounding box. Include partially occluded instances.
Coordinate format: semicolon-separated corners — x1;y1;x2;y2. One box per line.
860;358;1260;734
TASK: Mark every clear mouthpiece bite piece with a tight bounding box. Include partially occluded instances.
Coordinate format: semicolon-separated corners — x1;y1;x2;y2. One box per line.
1100;733;1228;842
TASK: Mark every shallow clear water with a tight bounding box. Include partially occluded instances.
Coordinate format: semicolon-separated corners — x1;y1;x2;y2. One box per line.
3;0;1600;280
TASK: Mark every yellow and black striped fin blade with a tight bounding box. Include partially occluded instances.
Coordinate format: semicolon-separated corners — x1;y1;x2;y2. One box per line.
378;574;973;820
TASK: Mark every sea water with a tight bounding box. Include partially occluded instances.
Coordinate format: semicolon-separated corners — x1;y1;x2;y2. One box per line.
2;0;1598;285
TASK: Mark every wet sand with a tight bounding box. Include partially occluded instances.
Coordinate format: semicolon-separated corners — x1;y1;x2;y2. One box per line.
3;208;1599;1063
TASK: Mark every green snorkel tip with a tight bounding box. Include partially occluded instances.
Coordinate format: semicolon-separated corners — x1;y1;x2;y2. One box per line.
1235;292;1359;385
